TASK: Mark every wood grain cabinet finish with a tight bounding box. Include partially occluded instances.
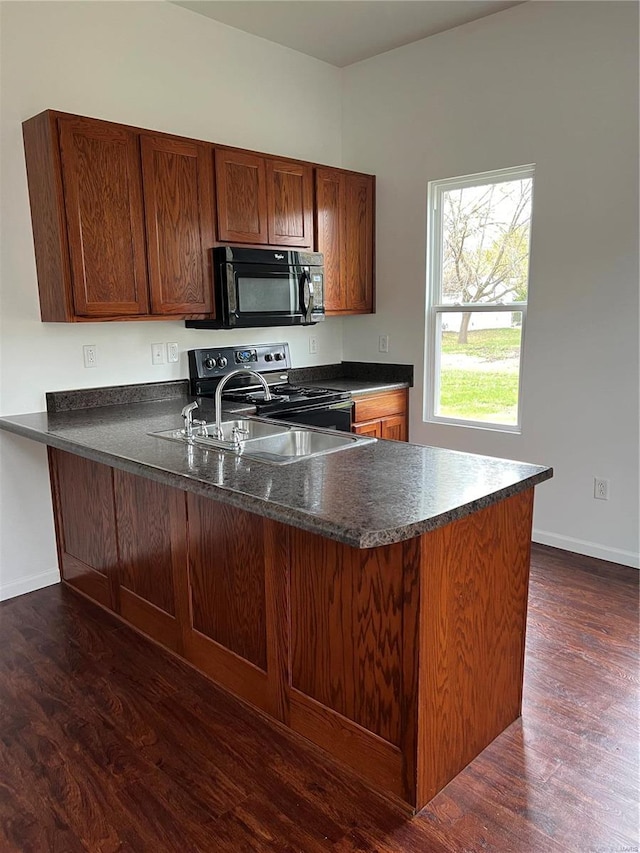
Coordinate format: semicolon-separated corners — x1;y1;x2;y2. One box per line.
23;112;150;320
215;149;313;248
141;134;214;315
183;496;291;719
58;116;150;318
48;449;119;609
23;109;375;322
214;148;269;244
113;469;189;652
352;389;409;442
265;159;313;247
23;110;217;321
47;450;535;813
315;167;375;315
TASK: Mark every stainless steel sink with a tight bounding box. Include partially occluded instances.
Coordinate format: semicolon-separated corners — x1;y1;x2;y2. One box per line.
151;417;289;447
201;418;289;441
241;429;368;464
151;418;375;464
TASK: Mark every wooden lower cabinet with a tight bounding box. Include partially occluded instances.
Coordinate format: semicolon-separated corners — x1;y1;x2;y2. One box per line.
183;495;289;718
49;448;119;609
48;447;534;812
352;388;409;441
114;469;188;652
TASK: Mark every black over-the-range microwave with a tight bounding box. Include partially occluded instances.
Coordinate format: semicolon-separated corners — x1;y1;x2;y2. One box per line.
185;246;325;330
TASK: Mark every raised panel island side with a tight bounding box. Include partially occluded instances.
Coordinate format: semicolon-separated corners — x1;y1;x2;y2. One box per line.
0;389;552;813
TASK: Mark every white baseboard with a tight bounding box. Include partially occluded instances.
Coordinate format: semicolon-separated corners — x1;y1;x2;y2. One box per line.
0;569;60;602
533;529;639;569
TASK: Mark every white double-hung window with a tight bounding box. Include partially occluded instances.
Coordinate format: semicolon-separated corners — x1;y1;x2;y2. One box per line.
425;165;534;431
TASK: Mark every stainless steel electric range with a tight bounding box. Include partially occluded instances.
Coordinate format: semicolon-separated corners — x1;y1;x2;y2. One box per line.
187;343;353;431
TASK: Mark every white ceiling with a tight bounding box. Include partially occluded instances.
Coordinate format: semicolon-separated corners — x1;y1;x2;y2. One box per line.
172;1;524;67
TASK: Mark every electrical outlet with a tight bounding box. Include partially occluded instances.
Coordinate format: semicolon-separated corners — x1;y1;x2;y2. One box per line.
151;343;165;365
83;344;97;368
378;335;389;353
308;336;318;355
167;342;179;363
594;477;610;500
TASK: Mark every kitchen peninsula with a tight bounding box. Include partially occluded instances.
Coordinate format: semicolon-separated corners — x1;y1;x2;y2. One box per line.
0;385;552;812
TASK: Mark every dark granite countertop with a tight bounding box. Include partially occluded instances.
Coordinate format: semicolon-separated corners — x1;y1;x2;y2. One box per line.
0;392;552;549
288;361;413;397
301;378;410;397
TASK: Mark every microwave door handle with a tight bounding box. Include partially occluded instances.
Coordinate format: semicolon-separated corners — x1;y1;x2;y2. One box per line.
299;270;314;324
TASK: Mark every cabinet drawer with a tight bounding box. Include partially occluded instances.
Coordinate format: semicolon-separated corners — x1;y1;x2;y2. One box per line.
353;389;407;423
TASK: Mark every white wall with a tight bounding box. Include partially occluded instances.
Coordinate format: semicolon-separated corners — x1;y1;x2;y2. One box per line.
0;1;344;599
341;1;639;567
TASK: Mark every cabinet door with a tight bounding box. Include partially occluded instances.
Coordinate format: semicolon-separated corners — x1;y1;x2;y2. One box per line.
353;419;382;438
49;449;119;609
344;173;374;313
184;495;271;712
141;135;214;315
315;168;345;311
58;116;149;316
266;159;313;247
114;469;188;652
381;414;408;442
215;149;268;244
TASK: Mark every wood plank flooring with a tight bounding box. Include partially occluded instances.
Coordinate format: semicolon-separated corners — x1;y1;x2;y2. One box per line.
0;544;637;852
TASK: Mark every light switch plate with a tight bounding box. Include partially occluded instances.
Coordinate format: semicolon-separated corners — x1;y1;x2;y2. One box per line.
151;343;165;365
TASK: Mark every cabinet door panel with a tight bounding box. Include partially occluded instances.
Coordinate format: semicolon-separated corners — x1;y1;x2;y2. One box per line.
353;390;408;423
58;116;148;316
381;414;408;442
215;149;268;243
141;135;214;315
266;159;313;247
114;470;188;650
290;529;405;746
187;496;267;670
315;168;345;312
50;450;118;609
352;420;382;438
344;173;374;313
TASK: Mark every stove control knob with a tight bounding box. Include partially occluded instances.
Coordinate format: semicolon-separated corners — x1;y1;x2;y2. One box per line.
264;353;274;362
216;356;228;368
274;352;284;361
204;357;216;370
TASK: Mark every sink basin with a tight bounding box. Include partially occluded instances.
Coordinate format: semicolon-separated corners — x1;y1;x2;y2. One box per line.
200;418;289;441
151;418;375;464
241;429;367;464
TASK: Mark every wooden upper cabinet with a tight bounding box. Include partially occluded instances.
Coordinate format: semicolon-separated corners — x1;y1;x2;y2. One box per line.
141;135;214;315
315;167;374;315
344;173;374;313
23;109;375;322
265;159;313;247
58;116;149;317
215;148;268;244
315;168;346;311
215;149;313;248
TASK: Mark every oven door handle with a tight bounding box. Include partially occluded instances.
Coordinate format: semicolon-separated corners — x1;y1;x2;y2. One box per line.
299;270;314;324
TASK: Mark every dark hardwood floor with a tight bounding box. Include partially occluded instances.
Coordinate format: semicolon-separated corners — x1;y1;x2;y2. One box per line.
0;543;637;852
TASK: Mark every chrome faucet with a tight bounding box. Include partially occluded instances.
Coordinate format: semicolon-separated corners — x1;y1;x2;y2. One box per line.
181;401;206;439
213;369;272;440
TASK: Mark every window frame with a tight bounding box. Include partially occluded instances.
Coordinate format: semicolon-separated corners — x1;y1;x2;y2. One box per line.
424;164;535;433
